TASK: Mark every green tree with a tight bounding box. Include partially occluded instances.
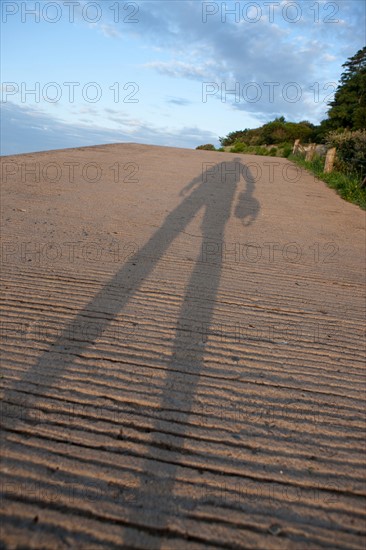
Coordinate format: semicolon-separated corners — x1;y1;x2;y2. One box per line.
219;129;250;146
219;118;316;147
327;46;366;130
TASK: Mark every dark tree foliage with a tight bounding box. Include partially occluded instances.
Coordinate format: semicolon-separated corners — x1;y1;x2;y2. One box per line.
219;118;315;146
196;144;216;150
327;46;366;130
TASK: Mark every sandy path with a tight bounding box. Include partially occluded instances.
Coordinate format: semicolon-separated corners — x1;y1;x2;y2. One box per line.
0;143;365;549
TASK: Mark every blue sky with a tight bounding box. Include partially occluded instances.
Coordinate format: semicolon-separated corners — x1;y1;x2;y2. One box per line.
1;0;365;155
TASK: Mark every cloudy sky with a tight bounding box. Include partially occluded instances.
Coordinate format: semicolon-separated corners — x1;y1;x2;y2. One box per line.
1;0;364;155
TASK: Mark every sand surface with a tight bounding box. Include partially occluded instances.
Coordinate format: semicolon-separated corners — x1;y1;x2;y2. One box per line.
1;143;365;549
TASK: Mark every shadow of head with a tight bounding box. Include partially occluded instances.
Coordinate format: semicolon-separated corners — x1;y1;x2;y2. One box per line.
182;157;260;227
232;158;260;226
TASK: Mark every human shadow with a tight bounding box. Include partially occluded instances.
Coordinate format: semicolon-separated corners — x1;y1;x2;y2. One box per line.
1;157;260;545
121;158;260;547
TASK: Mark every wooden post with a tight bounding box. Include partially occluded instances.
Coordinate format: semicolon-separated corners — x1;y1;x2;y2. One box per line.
324;147;337;173
293;139;300;154
305;144;316;162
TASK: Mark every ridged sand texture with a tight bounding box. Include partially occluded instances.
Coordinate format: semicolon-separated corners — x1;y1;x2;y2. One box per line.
0;143;365;549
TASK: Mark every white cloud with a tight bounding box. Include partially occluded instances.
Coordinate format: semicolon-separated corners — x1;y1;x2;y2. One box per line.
323;54;337;62
100;24;122;38
144;61;216;80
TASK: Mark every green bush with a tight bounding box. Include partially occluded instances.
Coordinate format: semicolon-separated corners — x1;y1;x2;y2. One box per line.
196;144;216;151
220;130;249;146
219;118;317;147
282;145;293;158
253;146;268;155
230;141;246;153
228;143;288;157
326;130;366;180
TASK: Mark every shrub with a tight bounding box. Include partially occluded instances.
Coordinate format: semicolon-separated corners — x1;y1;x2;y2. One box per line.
220;118;317;149
326;130;366;180
196;144;216;150
230;141;246;153
255;146;270;156
282;145;293;158
219;130;249;146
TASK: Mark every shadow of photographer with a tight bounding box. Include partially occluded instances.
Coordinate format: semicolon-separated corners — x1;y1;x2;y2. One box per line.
2;156;260;546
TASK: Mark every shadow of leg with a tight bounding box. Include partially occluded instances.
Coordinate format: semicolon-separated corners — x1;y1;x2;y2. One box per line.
122;240;224;548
